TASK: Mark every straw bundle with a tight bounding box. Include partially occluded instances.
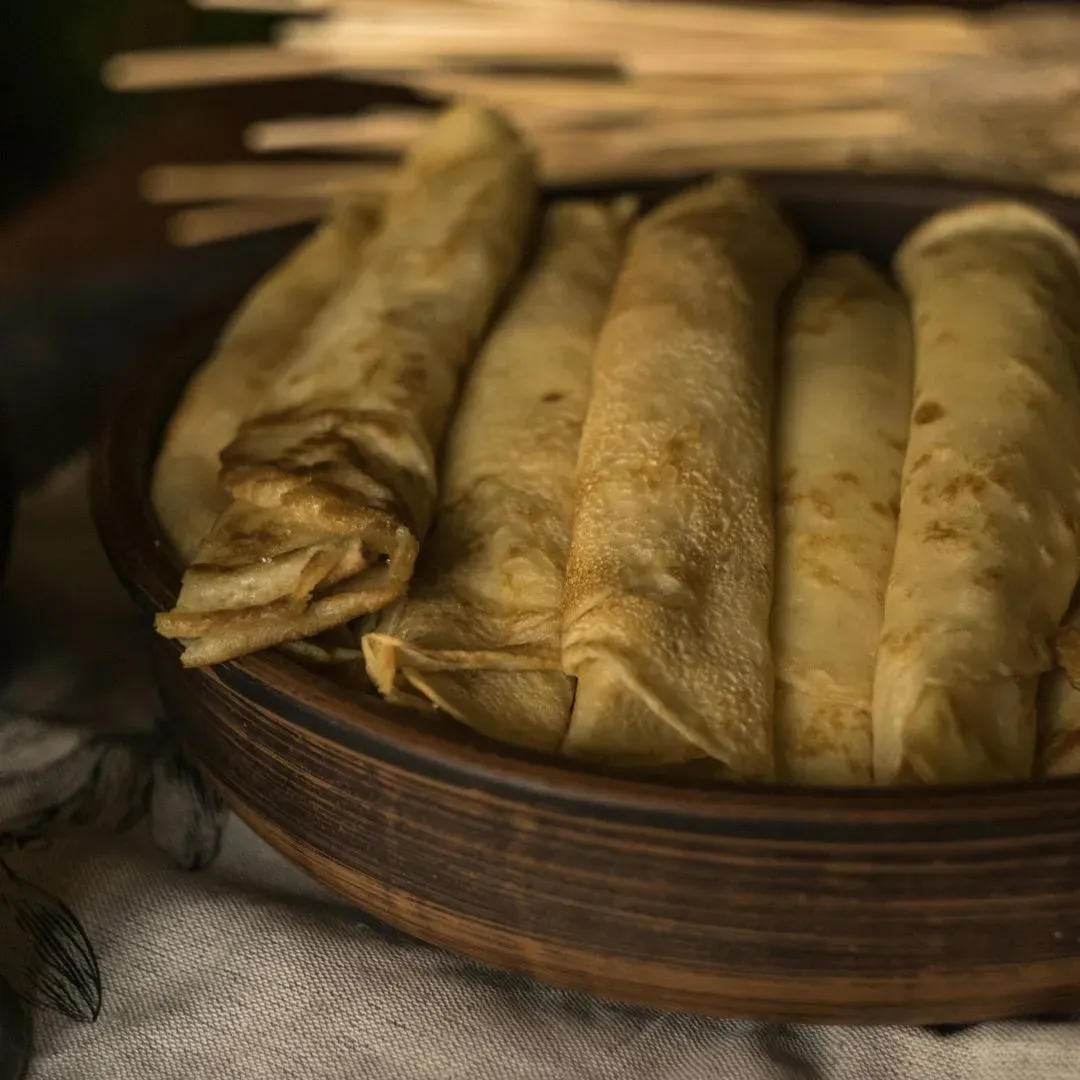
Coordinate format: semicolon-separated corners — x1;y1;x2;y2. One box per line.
104;1;1080;244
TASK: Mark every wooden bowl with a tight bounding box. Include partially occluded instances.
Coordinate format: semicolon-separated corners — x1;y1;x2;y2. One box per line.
91;174;1080;1026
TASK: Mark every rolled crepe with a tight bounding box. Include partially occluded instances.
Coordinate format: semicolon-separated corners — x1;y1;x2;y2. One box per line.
363;199;634;752
773;255;912;786
560;175;804;777
155;104;537;667
873;202;1080;785
152;200;379;562
1037;667;1080;777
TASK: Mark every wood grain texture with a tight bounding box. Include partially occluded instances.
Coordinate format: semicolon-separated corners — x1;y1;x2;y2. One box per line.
91;173;1080;1025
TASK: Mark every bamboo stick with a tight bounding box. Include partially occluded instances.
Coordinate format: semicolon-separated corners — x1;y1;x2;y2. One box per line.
103;46;341;91
168;199;329;246
276;16;622;65
245;109;431;152
142;161;394;203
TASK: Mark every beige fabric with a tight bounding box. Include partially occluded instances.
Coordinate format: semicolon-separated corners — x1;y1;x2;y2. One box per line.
13;455;1080;1080
151;202;379;563
773;255;912;786
363;199;633;753
873;202;1080;785
155;104;537;667
560;175;804;776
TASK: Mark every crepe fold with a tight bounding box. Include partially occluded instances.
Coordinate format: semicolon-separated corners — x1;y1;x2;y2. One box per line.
362;200;634;752
772;255;912;786
872;202;1080;785
152;200;379;563
155;104;537;667
560;175;804;777
1037;666;1080;777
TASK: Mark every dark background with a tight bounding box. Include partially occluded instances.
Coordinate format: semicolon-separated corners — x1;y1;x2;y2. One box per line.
0;2;300;490
0;0;1044;490
0;0;272;220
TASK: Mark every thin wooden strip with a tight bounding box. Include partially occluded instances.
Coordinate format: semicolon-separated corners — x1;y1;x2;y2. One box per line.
606;107;906;152
142;162;392;203
628;46;961;80
168;199;328;246
277;15;623;63
538;137;895;186
246;110;431;153
412;72;684;111
102;46;341;91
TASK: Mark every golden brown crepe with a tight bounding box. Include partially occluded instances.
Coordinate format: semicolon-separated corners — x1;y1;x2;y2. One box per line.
873;202;1080;785
773;255;912;786
362;199;634;753
152;200;379;562
560;175;804;777
1037;666;1080;777
155;104;537;667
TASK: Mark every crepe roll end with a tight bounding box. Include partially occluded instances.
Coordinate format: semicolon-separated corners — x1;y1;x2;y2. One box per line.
363;632;570;753
361;629;400;699
874;678;1037;785
562;659;709;768
894;200;1080;287
1038;668;1080;777
639;172;805;287
796;251;895;302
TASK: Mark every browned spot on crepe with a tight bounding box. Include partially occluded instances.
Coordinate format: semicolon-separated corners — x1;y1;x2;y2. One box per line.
780;488;836;518
913;400;945;424
806;560;843;588
973;566;1005;590
794;531;869;558
879;626;920;653
923;521;967;544
907;450;936;477
940;472;988;501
